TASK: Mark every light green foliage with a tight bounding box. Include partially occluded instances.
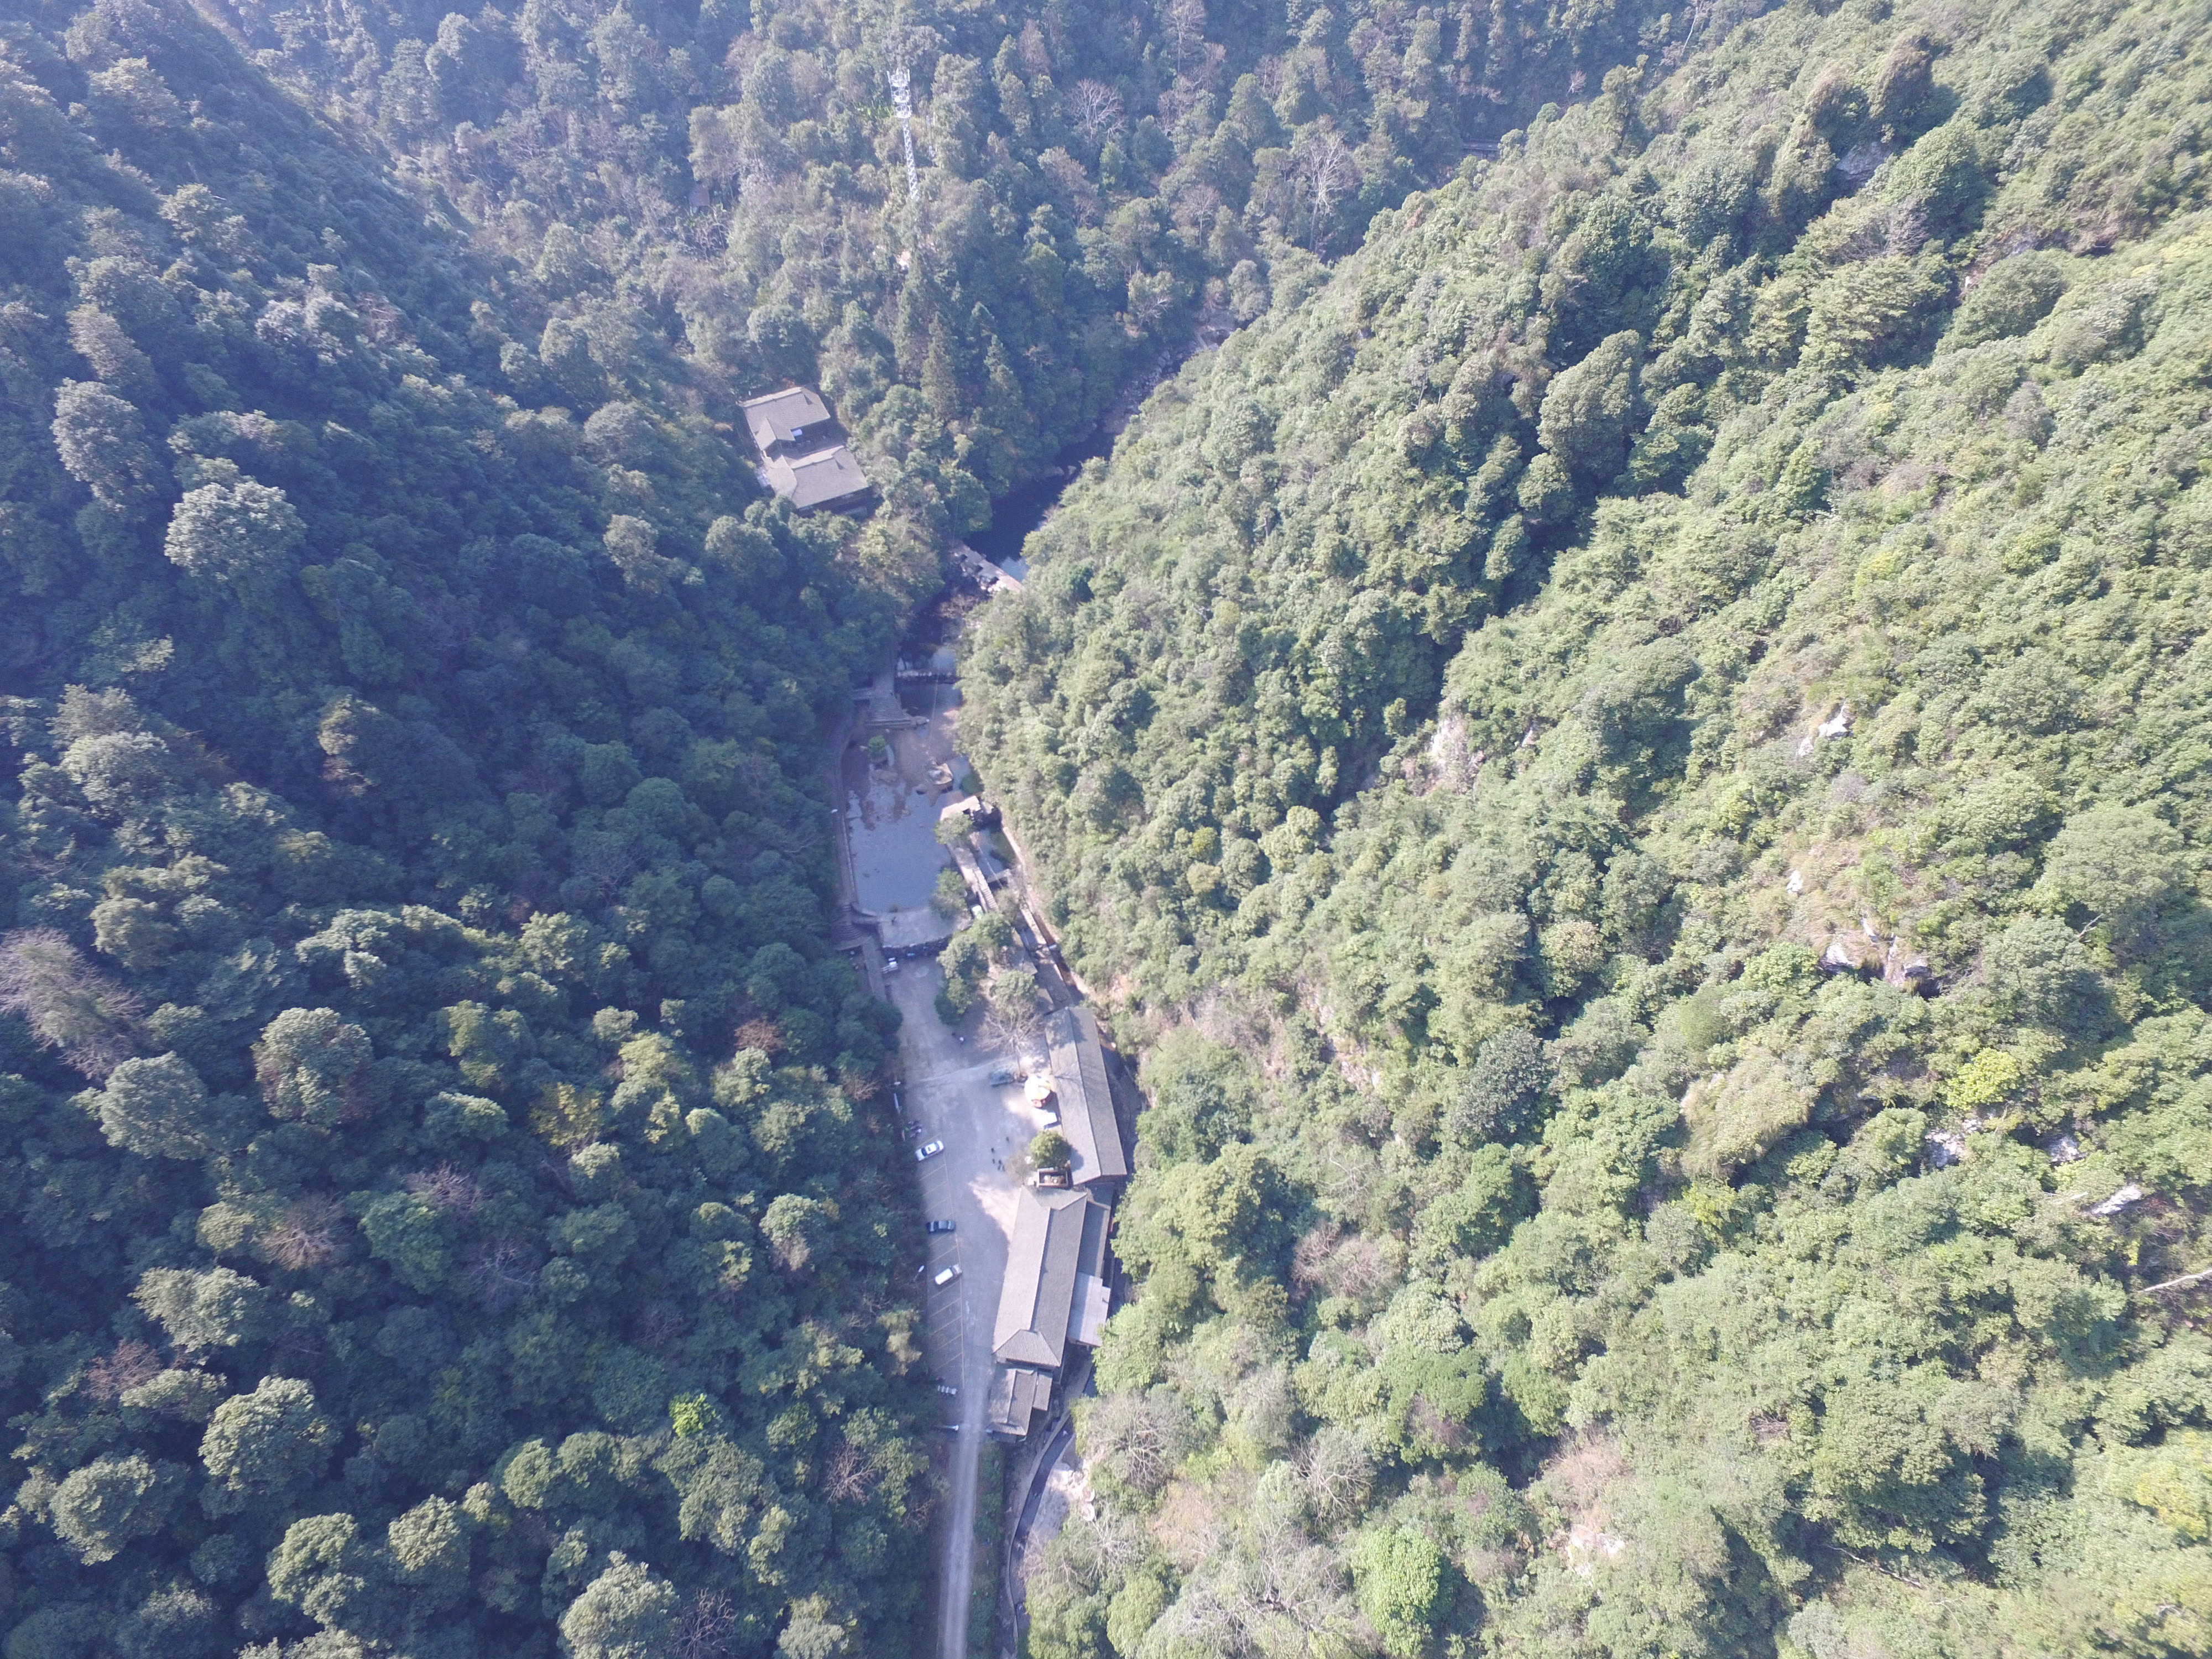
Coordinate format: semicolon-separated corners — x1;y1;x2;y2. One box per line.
252;1008;369;1129
1539;331;1644;484
1682;1046;1817;1180
132;1267;267;1352
48;1455;185;1564
161;479;305;585
1944;1048;2023;1113
982;1;2212;1653
91;1052;226;1160
199;1377;338;1502
558;1553;677;1659
111;1583;221;1659
2033;805;2192;957
265;1513;374;1630
1352;1525;1447;1658
2121;1430;2212;1543
385;1496;471;1602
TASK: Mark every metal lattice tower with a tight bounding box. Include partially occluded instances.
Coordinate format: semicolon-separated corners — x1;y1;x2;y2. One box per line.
887;66;919;202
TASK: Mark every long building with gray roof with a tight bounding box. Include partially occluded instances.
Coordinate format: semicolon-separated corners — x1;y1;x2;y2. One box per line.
1044;1005;1128;1188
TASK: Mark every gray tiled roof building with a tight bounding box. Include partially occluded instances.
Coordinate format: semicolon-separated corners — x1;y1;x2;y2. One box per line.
1045;1006;1128;1187
992;1187;1109;1372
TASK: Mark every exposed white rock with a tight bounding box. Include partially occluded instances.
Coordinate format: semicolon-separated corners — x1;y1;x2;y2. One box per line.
2090;1183;2145;1218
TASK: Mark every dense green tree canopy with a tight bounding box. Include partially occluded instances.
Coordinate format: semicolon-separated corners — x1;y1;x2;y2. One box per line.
0;1;934;1652
10;0;2212;1651
210;0;1682;548
964;0;2212;1653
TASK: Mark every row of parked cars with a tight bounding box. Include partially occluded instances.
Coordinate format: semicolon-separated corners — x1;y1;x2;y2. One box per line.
916;1138;957;1287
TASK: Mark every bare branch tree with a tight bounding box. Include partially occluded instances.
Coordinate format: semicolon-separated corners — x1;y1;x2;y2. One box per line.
84;1339;161;1402
0;927;139;1079
465;1239;542;1312
1086;1389;1191;1495
405;1164;482;1218
1067;79;1124;145
1301;1425;1375;1524
826;1437;876;1503
1293;128;1354;246
980;965;1045;1054
1289;1219;1341;1297
674;1589;737;1659
263;1198;346;1272
1159;0;1208;77
632;1298;689;1349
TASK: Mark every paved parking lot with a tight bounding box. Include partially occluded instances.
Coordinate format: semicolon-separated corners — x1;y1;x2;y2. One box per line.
891;958;1047;1401
883;952;1052;1659
830;666;1052;1657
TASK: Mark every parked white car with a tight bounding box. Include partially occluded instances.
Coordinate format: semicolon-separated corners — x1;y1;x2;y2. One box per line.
915;1139;945;1161
933;1265;962;1287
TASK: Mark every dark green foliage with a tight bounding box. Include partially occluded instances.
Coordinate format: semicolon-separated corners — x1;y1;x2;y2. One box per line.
970;0;2212;1653
220;0;1688;546
1443;1030;1550;1147
0;2;931;1652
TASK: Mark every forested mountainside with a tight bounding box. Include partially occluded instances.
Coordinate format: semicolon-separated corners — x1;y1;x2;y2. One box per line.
0;3;932;1655
963;0;2212;1651
195;0;1684;550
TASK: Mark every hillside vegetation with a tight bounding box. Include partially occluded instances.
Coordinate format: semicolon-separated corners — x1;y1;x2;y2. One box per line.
962;0;2212;1652
0;3;932;1655
203;0;1684;557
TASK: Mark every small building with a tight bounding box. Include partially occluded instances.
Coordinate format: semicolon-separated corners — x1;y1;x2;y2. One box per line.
987;1186;1112;1437
1042;1006;1129;1188
739;385;831;453
760;446;870;511
991;1141;1124;1442
739;385;870;512
985;1367;1054;1438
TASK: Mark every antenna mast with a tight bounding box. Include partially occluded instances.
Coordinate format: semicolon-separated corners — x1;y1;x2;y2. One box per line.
886;66;920;202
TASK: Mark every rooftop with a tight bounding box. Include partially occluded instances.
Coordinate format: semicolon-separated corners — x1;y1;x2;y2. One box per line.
992;1187;1108;1371
985;1366;1054;1437
761;446;870;510
738;385;831;454
1072;1270;1110;1347
877;906;956;952
1045;1006;1128;1186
